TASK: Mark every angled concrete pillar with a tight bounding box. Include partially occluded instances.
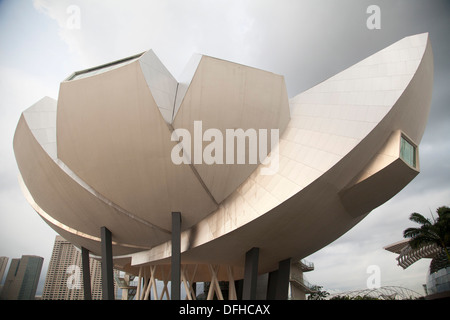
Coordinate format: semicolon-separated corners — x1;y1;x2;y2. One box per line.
242;247;259;300
275;258;291;300
171;212;181;300
81;247;92;300
101;226;115;300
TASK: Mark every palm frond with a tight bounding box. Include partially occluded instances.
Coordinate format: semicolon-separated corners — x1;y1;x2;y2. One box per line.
403;227;421;239
403;206;450;257
408;235;441;249
408;212;431;226
436;206;450;219
404;226;439;239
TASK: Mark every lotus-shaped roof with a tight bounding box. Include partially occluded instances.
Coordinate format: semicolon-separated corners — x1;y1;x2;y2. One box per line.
14;33;433;276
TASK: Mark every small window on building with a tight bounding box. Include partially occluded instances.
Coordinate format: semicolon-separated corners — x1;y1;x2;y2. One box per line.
400;136;416;168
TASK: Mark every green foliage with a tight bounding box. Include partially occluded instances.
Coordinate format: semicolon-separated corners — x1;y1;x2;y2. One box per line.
307;285;330;300
403;206;450;261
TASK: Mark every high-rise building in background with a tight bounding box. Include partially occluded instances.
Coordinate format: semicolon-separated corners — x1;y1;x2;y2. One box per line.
0;256;9;296
42;235;117;300
0;256;8;284
0;255;43;300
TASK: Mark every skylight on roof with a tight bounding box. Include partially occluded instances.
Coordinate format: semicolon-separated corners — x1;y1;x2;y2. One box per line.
66;53;144;81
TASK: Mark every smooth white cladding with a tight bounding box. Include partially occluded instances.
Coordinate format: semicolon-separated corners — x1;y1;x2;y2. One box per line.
22;96;57;160
173;53;203;122
171;54;290;204
129;33;433;270
13;33;433;270
139;50;178;124
287;33;429;179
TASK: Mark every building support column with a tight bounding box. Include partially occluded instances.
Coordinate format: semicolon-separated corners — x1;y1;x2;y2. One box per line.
275;258;291;300
235;279;243;300
266;270;278;300
171;212;181;300
81;247;92;300
101;226;115;300
242;247;259;300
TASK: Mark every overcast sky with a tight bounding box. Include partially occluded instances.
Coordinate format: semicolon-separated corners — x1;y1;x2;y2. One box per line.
0;0;449;297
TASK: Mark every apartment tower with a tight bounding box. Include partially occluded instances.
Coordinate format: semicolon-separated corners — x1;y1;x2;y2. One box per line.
42;236;109;300
0;255;43;300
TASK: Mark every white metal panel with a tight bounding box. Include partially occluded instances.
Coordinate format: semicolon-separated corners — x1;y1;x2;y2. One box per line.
131;33;433;274
139;50;178;123
172;55;291;204
14;34;433;267
173;53;203;122
22;96;57;160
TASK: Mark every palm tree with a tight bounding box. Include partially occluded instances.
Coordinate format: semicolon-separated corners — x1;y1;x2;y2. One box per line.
403;206;450;261
307;285;330;300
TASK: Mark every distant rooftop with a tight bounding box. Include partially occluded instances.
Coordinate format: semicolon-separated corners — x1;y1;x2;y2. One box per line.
384;239;441;269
